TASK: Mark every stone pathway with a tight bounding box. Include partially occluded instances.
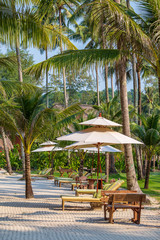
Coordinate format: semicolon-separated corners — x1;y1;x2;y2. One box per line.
0;175;159;240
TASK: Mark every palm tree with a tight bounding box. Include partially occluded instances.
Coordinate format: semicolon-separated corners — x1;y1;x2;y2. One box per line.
0;56;17;174
0;87;83;198
37;0;80;108
132;114;160;189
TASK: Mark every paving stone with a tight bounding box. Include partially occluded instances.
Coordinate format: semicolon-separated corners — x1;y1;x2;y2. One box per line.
0;175;159;240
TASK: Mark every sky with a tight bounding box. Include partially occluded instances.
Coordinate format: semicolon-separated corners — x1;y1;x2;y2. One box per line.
1;1;142;92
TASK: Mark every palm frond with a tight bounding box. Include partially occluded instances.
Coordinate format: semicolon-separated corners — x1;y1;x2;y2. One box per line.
24;49;121;78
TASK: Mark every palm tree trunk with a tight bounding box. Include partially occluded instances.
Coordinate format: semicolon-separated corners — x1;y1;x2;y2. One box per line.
104;64;109;102
132;53;137;115
143;152;148;176
25;151;34;199
115;0;141;192
15;38;26;176
115;61;120;93
59;7;68;108
20;139;25;178
158;155;160;170
119;55;141;192
109;154;117;174
137;69;142;125
79;158;84;177
111;71;114;98
144;152;152;189
126;0;130;8
101;8;109;103
158;76;160;101
95;63;100;106
135;146;143;180
152;155;155;172
46;47;49;108
105;153;109;182
0;127;12;174
16;38;23;83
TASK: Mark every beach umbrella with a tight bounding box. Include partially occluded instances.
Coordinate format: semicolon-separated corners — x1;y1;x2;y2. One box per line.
40;141;57;146
57;127;142;145
57;115;142;190
32;141;63;174
65;142;121;185
32;146;63;152
65;142;121;153
79;113;122;127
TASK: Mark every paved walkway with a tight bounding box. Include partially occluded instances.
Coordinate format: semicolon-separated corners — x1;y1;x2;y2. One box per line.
0;175;159;240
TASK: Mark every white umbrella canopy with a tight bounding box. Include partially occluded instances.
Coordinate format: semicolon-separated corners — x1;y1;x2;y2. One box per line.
32;146;63;153
79;113;122;127
65;142;122;153
40;141;57;146
57;126;142;145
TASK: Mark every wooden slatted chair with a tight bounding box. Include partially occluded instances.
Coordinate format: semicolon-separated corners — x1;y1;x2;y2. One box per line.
104;193;146;224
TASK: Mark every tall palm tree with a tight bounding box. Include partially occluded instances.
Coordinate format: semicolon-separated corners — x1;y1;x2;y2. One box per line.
0;87;83;198
37;0;80;108
0;56;17;174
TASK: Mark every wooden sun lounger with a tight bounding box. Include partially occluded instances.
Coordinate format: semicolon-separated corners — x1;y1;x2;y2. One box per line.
75;180;124;195
61;190;136;211
61;196;101;211
31;168;52;177
54;178;73;186
58;167;73;177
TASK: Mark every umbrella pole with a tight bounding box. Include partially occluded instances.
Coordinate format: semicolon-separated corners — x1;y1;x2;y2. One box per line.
96;145;100;192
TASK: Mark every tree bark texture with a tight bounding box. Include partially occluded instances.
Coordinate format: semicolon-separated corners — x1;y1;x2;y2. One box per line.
158;76;160;101
158;156;160;170
152;155;155;172
15;39;26;176
111;71;114;98
105;153;109;182
101;11;109;103
144;153;152;189
132;53;137;115
0;127;12;174
79;159;84;177
46;47;49;108
95;63;100;106
126;0;130;9
109;154;117;174
25;151;34;199
104;64;109;102
135;146;143;180
59;7;68;108
16;38;23;83
20;140;25;178
137;70;142;125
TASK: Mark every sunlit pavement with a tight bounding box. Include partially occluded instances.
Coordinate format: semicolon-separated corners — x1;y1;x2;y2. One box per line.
0;175;159;240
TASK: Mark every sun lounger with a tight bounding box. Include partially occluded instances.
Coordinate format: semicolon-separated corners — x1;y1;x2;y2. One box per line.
61;189;134;211
54;173;78;185
61;196;101;211
58;173;91;188
75;180;125;195
31;168;52;177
